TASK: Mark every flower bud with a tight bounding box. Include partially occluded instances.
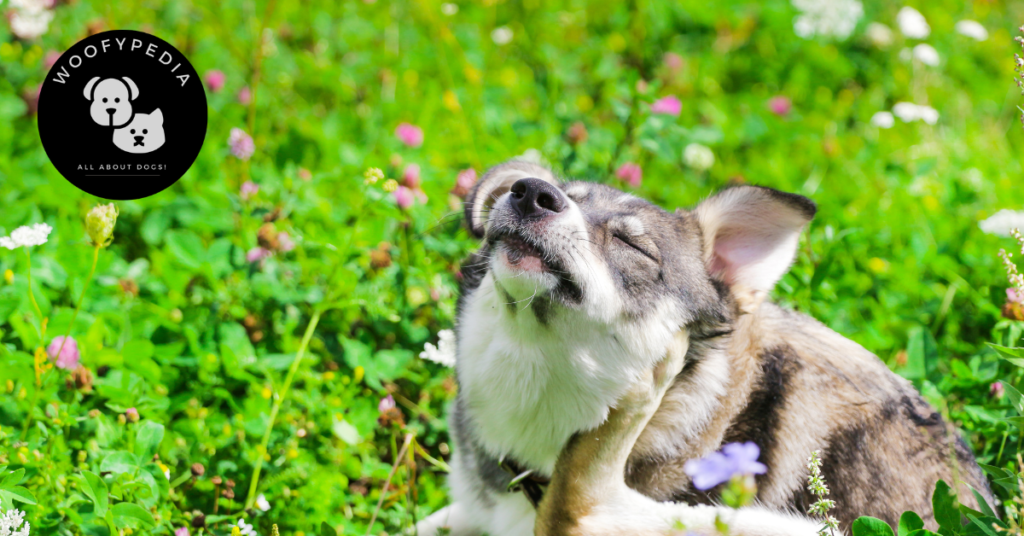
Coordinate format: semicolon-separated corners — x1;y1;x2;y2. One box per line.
86;203;119;247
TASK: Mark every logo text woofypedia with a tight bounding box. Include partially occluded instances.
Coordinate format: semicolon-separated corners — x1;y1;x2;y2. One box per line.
50;37;192;88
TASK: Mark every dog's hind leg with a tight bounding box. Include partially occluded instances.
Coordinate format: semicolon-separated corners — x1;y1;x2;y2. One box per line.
412;502;479;536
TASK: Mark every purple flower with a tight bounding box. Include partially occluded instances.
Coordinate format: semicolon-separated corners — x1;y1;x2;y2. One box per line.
394;186;415;210
650;95;681;116
768;96;792;116
451;168;477;198
246;247;271;263
125;407;140;423
615;162;642;188
992;382;1005;399
175;528;190;536
684;442;767;490
403;164;421;189
395;123;424;147
378;395;396;413
277;232;295;252
663;52;684;72
204;70;226;92
240;180;259;200
229;128;255;160
47;335;80;370
1009;288;1023;304
238;86;252;105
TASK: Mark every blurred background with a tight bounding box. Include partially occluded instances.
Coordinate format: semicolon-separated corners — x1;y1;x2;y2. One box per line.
1;0;1024;534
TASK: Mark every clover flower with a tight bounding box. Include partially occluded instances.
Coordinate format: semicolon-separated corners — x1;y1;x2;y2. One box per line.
0;223;51;250
806;450;839;536
47;335;79;370
651;95;682;116
420;329;456;367
865;22;894;48
255;493;271;512
768;96;792;116
125;407;139;423
955;20;988;41
912;43;940;66
246;247;272;263
234;519;256;536
229;128;255;160
663;52;685;72
791;0;863;41
395;123;424;148
981;210;1024;237
992;381;1006;399
683;143;715;171
0;507;30;536
240;181;259;201
491;26;513;46
174;528;189;536
684;442;767;490
892;102;939;125
393;186;415;210
451;168;477;198
204;70;226;93
403;164;421;189
86;203;118;247
896;6;930;39
870;111;895;129
615;163;643;188
8;0;54;40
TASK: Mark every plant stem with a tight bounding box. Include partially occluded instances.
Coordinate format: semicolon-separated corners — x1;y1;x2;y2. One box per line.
24;250;43;335
53;245;101;361
365;432;414;536
244;308;322;509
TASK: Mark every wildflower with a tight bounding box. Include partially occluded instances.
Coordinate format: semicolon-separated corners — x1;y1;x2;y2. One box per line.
246;247;271;263
566;121;588;145
791;0;863;41
452;168;477;198
235;519;256;536
865;22;894;47
651;95;682;116
870;111;895;129
69;365;94;393
9;0;54;40
378;395;396;413
768;96;792;116
0;507;31;536
159;462;171;480
892;102;938;125
420;329;457;367
175;528;190;536
0;223;52;250
4;270;12;284
255;494;271;512
683;143;715;171
491;26;513;45
204;70;226;92
896;6;930;39
806;450;839;536
395;122;424;148
684;442;767;490
441;3;458;16
403;164;421;189
1010;288;1023;305
615;162;643;188
912;43;940;66
277;232;295;252
125;407;139;423
378;394;405;427
382;179;399;193
663;52;685;72
992;382;1006;399
238;86;252;105
354;365;365;383
240;181;259;201
980;210;1024;237
298;168;312;181
363;167;384;185
47;335;80;370
229;128;255;160
85;203;119;247
955;20;988;41
394;186;415;210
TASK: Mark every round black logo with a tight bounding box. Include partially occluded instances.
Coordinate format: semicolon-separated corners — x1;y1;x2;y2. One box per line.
38;30;207;200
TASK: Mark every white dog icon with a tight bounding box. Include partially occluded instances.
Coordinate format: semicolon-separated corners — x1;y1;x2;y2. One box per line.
84;76;139;127
112;109;165;154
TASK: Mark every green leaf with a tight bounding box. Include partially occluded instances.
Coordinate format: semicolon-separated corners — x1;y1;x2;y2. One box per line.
164;229;206;269
900;512;925;536
112;502;156;529
987;343;1024;359
332;418;362;445
100;451;140;476
320;521;338;536
963;513;1001;536
932;480;960;534
2;486;37;505
0;468;25;488
969;487;996;518
1004;383;1024;415
901;326;938;380
79;470;109;517
852;516;896;536
134;421;165;459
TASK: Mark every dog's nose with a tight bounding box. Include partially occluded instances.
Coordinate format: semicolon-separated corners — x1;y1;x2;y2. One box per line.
106;108;115;114
510;178;566;219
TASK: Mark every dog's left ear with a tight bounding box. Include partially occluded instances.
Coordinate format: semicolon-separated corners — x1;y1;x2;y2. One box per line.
83;77;100;100
464;160;560;238
694;185;816;311
122;77;140;100
151;108;163;125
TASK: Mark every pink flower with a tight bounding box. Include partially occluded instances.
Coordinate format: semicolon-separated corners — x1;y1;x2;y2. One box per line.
246;247;271;263
277;232;295;252
663;52;684;71
47;335;80;370
229;128;255;160
240;180;259;200
403;164;421;189
175;528;190;536
1009;288;1023;304
238;86;252;105
44;50;61;68
395;123;424;148
615;162;643;188
394;186;415;210
452;168;477;198
378;395;396;413
650;95;681;116
125;407;139;423
992;382;1005;399
204;70;226;92
768;96;792;116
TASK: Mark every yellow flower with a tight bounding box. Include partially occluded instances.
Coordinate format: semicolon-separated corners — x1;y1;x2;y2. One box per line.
287;448;299;459
323;371;335;381
261;386;273;399
3;269;12;284
363;167;384;185
232;527;241;536
443;90;461;112
867;257;890;274
382;179;399;193
354;365;365;383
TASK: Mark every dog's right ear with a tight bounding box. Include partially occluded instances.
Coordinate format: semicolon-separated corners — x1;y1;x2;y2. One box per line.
122;77;140;100
465;160;560;238
83;77;101;100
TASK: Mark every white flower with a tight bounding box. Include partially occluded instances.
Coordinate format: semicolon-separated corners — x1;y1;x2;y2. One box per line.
255;494;271;512
896;6;930;39
865;22;894;47
683;143;715;171
420;329;456;367
955;20;988;41
0;223;52;250
441;3;458;15
980;210;1024;237
791;0;863;41
892;102;939;124
916;105;939;124
870;111;895;128
912;43;940;66
0;507;31;536
491;26;513;46
9;7;52;40
236;519;257;536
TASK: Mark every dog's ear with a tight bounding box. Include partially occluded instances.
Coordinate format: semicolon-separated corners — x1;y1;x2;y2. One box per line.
83;77;101;100
465;160;560;238
122;77;140;100
695;185;816;311
150;108;163;125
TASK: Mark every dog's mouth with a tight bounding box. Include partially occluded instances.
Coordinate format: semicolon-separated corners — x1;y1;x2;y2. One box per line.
495;232;549;273
133;136;145;147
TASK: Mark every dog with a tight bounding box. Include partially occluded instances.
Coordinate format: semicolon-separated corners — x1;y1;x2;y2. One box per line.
112;109;165;154
415;160;995;536
84;76;139;127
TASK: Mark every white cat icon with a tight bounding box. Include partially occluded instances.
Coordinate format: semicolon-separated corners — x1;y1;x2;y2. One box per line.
112;109;166;154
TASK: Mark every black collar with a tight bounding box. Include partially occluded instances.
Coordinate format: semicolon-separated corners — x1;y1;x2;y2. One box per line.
498;457;549;508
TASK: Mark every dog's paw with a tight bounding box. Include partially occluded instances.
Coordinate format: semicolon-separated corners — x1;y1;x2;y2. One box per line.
616;331;688;414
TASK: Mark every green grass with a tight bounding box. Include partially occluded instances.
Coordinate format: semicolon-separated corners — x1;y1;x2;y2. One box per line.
1;0;1024;534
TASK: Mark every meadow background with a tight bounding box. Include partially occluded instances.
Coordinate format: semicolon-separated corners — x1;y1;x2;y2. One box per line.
1;0;1024;534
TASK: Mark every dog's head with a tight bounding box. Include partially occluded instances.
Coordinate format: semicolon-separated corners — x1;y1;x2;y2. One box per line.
461;160;816;335
112;109;165;154
84;76;139;128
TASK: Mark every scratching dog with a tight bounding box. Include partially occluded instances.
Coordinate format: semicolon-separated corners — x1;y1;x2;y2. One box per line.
415;160;994;536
